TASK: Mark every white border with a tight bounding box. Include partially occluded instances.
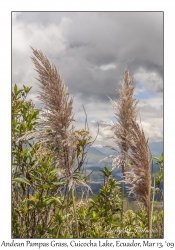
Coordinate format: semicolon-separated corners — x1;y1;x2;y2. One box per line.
0;0;174;248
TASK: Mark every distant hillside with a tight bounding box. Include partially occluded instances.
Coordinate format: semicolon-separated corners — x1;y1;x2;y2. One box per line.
95;147;117;156
86;147;108;163
83;147;121;184
96;142;163;159
83;146;163;199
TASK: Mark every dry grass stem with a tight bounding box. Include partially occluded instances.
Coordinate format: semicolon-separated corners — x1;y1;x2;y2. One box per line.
101;68;139;168
125;119;151;212
18;48;79;189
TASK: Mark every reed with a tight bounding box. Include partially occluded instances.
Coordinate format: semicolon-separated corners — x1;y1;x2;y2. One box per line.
30;47;76;179
101;68;138;231
124;119;151;237
19;48;81;237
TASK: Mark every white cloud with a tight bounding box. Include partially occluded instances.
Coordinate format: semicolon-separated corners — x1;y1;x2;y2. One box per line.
12;13;71;56
73;96;163;145
138;97;163;109
12;12;163;148
134;67;163;93
99;63;116;71
141;119;163;142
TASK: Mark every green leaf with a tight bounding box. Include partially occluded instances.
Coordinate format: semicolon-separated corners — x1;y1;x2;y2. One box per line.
159;152;164;163
82;139;87;146
44;197;62;205
46;129;51;133
88;198;95;204
41;162;48;169
154;152;164;165
23;85;32;94
37;224;42;233
14;84;18;95
42;184;50;189
12;177;31;186
52;182;65;185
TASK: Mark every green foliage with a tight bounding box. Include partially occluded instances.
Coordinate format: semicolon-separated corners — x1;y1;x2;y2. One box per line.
12;85;64;238
75;168;163;239
72;169;121;238
154;153;164;187
12;84;163;239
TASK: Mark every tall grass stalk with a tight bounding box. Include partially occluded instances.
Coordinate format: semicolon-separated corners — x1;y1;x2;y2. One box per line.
17;48;89;235
71;189;79;238
19;48;77;183
150;174;156;238
149;147;155;238
125;119;151;238
101;68;138;232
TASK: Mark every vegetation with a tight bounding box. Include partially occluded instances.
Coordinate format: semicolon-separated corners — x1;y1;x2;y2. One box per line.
12;48;163;238
100;69;139;235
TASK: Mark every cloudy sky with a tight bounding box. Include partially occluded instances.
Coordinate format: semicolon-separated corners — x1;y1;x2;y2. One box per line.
12;12;163;156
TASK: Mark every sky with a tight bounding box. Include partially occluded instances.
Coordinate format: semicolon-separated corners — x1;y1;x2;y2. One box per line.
12;12;163;156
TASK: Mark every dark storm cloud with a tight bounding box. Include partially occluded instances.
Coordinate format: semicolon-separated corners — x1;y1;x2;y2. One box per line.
13;12;163;103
